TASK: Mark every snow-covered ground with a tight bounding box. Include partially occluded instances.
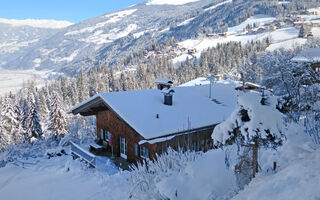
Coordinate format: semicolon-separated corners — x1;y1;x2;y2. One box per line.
266;38;307;51
0;68;50;95
0;86;319;200
146;0;200;6
0;154;131;200
232;149;320;200
228;15;276;34
232;123;320;200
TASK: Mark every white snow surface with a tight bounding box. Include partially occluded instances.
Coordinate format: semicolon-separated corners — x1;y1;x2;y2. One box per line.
179;77;210;86
101;9;138;23
292;48;320;62
69;81;239;139
266;38;307;51
157;149;237;200
0;18;73;29
204;0;233;11
232;123;320;200
228;15;276;34
146;0;200;5
0;68;49;95
212;91;285;144
0;153;130;200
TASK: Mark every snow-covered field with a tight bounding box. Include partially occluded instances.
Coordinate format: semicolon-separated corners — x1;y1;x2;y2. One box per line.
228;15;276;34
0;154;131;200
0;68;50;95
146;0;200;6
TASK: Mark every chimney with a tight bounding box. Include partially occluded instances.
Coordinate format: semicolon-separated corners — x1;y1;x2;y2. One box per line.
163;89;175;106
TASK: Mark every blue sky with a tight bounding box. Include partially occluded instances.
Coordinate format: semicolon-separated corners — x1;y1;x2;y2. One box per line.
0;0;146;23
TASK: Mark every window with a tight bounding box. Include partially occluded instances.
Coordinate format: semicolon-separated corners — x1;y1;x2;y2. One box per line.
191;142;196;151
120;137;127;159
100;129;104;140
140;146;149;159
107;131;111;141
134;143;139;157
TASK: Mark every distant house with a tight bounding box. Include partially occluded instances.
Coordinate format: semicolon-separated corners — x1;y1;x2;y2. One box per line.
275;22;286;28
218;32;227;37
267;25;278;31
284;18;294;25
188;48;197;54
206;33;219;38
257;27;266;31
235;82;262;91
310;11;318;15
292;48;320;73
68;79;238;163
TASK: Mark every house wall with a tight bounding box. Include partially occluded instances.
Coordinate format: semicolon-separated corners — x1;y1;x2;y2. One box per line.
96;109;143;163
146;128;214;158
96;109;214;164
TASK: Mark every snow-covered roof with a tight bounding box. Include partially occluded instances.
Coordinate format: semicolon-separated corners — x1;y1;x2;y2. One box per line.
154;78;173;85
292;48;320;63
69;81;239;140
179;77;210;86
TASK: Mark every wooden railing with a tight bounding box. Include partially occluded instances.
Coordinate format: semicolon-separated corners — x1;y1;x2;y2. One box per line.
70;142;96;167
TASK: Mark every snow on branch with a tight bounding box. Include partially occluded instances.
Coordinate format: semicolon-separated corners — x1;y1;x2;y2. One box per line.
212;91;286;147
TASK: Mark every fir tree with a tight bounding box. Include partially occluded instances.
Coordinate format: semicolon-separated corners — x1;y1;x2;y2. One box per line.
25;92;43;141
48;92;69;138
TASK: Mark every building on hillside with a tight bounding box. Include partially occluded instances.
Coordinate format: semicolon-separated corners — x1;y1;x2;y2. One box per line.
292;48;320;73
154;78;173;90
68;79;238;163
235;82;262;91
218;32;227;37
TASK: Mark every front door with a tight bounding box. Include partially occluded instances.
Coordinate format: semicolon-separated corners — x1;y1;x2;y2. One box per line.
120;137;127;159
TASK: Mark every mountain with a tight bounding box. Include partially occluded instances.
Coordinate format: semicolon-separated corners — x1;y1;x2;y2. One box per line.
0;19;73;69
0;0;226;74
1;0;320;76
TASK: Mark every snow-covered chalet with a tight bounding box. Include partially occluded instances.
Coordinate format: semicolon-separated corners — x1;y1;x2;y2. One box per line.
68;78;238;163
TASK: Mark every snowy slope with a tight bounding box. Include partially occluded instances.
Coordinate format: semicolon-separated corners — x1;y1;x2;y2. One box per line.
232;149;320;200
0;155;130;200
146;0;200;5
232;123;320;200
0;68;50;95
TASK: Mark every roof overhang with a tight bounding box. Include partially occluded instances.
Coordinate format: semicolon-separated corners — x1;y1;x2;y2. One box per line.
68;96;107;116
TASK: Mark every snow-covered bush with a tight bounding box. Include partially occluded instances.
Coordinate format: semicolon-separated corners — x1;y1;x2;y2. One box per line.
129;148;237;200
212;90;286;185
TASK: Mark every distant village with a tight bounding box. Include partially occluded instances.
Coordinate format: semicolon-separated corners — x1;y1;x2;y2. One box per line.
141;8;320;60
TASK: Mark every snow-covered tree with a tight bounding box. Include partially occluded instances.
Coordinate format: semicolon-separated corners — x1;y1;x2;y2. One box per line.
24;92;43;142
0;96;25;150
212;90;285;180
48;92;68;138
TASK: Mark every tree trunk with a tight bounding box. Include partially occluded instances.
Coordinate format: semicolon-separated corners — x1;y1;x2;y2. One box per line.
252;138;258;178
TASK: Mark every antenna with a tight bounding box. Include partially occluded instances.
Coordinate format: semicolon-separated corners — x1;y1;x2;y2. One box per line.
207;74;216;99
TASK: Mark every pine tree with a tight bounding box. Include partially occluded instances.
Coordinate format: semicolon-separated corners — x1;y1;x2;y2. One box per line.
48;92;68;138
0;96;26;149
25;92;43;142
0;97;15;150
